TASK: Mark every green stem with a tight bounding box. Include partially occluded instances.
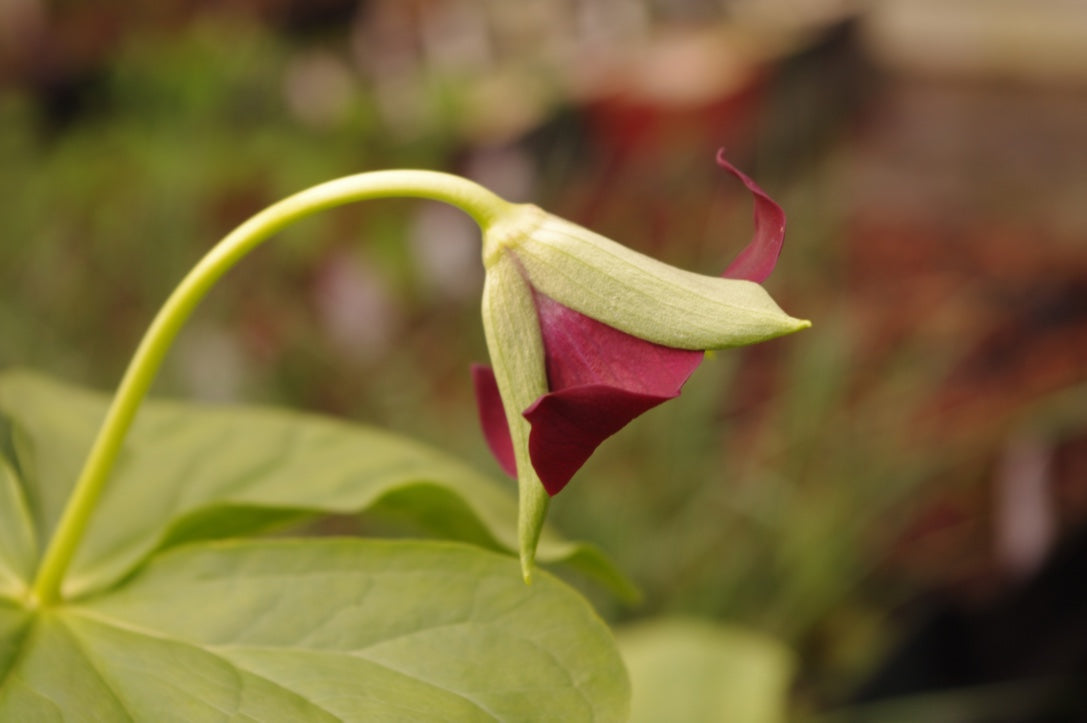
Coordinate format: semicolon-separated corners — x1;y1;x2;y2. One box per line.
29;170;511;606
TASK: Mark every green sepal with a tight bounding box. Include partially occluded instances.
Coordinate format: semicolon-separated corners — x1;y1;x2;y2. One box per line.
479;253;550;581
508;205;810;348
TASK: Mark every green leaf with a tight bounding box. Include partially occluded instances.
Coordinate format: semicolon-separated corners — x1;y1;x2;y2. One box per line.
0;601;30;679
0;539;630;721
0;370;633;602
364;484;639;604
0;457;36;599
618;618;794;723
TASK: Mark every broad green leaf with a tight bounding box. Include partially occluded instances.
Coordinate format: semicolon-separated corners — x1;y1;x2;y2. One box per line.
0;601;30;679
0;370;633;601
619;618;794;723
363;482;638;604
0;539;630;721
0;457;36;599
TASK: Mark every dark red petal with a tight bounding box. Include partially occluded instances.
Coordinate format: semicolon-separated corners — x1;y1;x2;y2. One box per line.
525;386;674;495
526;293;704;495
717;149;787;283
471;363;517;477
533;292;704;392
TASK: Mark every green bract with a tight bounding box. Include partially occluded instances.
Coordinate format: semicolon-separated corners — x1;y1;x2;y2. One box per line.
484;204;808;349
480;252;552;580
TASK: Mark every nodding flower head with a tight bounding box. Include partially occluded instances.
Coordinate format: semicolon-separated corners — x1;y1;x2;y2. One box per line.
471;151;809;574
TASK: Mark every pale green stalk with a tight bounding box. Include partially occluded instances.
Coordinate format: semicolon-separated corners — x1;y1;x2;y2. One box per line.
30;170;511;606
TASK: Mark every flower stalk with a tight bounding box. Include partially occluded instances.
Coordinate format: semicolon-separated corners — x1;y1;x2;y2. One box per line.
29;171;510;606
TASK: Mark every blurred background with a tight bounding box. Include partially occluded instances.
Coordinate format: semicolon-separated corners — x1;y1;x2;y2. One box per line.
2;0;1086;719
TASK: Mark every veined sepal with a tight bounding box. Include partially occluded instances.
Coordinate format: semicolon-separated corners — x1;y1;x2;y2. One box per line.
510;208;810;347
479;253;550;580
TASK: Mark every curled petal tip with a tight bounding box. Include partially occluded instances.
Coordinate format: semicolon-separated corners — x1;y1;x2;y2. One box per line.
716;148;786;284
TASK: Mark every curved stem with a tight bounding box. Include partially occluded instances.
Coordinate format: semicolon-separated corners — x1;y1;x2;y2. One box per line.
30;170;511;606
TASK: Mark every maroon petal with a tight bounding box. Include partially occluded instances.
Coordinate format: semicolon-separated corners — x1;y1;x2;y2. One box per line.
718;149;787;283
524;386;677;495
471;363;518;477
525;292;703;495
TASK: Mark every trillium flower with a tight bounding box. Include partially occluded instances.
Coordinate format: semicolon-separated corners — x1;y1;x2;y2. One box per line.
473;151;809;575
